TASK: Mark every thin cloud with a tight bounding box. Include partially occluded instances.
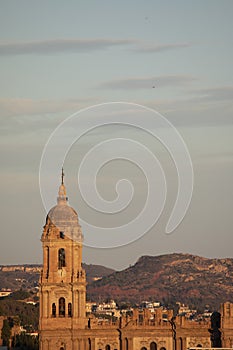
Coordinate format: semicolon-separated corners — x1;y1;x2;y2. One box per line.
0;38;192;56
0;38;136;55
0;97;99;138
133;42;191;53
143;85;233;127
190;86;233;102
0;97;93;118
100;75;196;90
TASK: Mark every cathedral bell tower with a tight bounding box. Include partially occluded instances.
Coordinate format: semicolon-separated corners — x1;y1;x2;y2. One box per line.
39;170;87;350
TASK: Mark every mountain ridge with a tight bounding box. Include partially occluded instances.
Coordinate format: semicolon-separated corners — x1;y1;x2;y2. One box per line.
1;253;233;311
87;253;233;310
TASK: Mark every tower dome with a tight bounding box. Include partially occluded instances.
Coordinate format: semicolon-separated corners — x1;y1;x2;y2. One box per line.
46;169;83;241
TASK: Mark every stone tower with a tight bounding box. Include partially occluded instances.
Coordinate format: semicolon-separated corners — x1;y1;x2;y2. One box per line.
39;170;87;350
221;302;233;347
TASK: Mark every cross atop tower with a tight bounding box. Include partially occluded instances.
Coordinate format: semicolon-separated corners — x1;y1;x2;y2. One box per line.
61;167;64;185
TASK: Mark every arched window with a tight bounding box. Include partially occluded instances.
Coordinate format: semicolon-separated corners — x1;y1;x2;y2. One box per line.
60;348;64;350
58;248;66;269
59;297;65;317
160;348;166;350
68;303;72;317
196;345;202;348
150;342;157;350
139;314;143;324
106;346;111;350
52;303;56;317
60;231;65;239
141;347;147;350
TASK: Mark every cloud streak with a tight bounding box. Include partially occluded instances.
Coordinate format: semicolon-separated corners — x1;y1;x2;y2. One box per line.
0;38;136;55
190;86;233;102
0;38;191;56
1;85;232;130
133;42;191;53
100;75;196;90
0;97;93;118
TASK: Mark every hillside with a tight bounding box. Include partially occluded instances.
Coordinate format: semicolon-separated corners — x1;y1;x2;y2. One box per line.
87;253;233;310
83;263;115;282
1;254;233;311
0;263;115;290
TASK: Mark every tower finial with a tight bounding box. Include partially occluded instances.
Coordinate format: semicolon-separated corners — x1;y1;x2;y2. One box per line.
61;167;64;185
58;167;67;203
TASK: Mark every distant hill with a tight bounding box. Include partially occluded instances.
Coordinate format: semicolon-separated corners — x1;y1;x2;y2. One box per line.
0;263;115;290
87;253;233;310
83;263;115;282
2;254;233;311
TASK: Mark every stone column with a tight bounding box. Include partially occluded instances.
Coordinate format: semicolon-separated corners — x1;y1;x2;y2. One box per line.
127;337;133;349
83;338;88;350
77;290;80;317
90;338;96;350
79;338;85;350
121;337;128;350
80;291;85;318
73;290;77;318
42;339;49;350
42;291;48;318
47;290;50;318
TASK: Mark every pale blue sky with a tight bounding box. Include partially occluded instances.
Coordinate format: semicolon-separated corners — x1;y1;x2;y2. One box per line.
0;1;233;269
